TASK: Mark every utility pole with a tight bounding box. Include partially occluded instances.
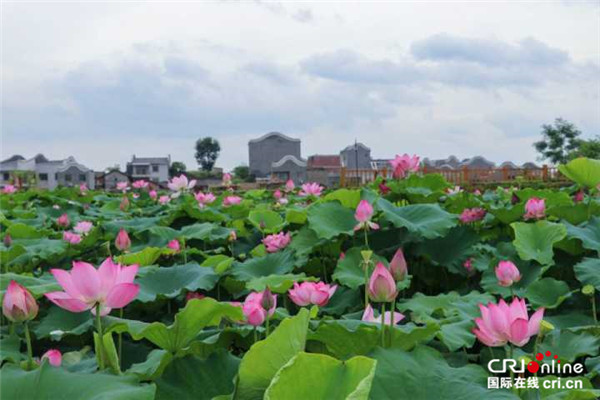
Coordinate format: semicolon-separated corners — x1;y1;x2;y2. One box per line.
354;139;359;185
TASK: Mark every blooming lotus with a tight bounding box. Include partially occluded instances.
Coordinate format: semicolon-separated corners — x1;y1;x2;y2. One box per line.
362;304;405;325
73;221;93;235
63;231;82;245
168;175;197;198
473;297;544;347
79;183;88;194
446;186;463;195
167;239;180;252
149;190;157;200
524;197;545;220
223;196;242;207
41;349;62;367
299;182;323;197
57;213;70;227
495;261;521;287
285;179;295;193
389;248;407;281
132;180;148;189
460;207;487;223
115;228;131;251
45;258;139;316
116;182;129;192
354;200;379;231
159;195;170;205
368;263;398;303
274;189;282;200
3;185;17;194
242;290;277;326
2;280;38;322
390;154;420;179
288;282;337;307
222;173;232;186
195;192;216;208
262;232;291;253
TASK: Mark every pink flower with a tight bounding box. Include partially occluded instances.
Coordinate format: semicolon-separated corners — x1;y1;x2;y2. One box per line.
186;292;205;302
524;197;545;220
223;196;242;207
460;208;487;223
79;183;88;194
168;175;197;197
57;213;70;227
288;282;337;307
115;228;131;252
41;349;62;367
274;189;282;200
573;190;584;203
149;190;158;200
278;197;288;205
299;182;323;197
120;196;129;211
495;261;521;287
228;230;237;242
473;297;544;347
167;239;180;252
284;179;295;193
73;221;93;235
389;248;407;281
464;258;474;273
222;173;232;187
45;258;139;316
132;193;140;199
368;263;398;303
2;280;38;322
361;304;405;325
474;189;482;196
378;181;391;195
116;182;129;192
339;252;345;261
132;180;148;190
63;231;82;245
159;195;170;205
354;200;379;231
3;185;17;194
446;186;463;195
389;154;420;179
4;234;12;247
262;232;291;253
195;192;216;208
242;289;277;326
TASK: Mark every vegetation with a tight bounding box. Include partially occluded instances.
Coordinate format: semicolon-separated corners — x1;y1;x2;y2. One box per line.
195;137;221;171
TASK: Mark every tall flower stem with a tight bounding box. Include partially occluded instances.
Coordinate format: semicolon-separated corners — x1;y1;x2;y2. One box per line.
265;316;270;338
23;321;34;370
253;327;258;343
363;228;369;249
363;260;370;307
95;303;105;370
118;308;123;368
380;303;386;347
592;294;598;325
182;238;187;264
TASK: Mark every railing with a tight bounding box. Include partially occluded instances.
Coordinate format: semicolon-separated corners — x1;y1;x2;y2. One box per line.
339;165;567;187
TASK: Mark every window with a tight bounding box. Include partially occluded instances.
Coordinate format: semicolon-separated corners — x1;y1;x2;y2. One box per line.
135;166;148;175
3;173;9;181
65;174;72;182
79;174;86;182
39;173;48;181
55;173;58;180
152;165;159;172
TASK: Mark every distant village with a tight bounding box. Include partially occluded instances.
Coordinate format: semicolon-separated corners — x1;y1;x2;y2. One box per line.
0;131;544;190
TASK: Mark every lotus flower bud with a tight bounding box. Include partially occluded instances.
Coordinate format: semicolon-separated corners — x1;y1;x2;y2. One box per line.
56;213;70;227
368;263;398;303
3;234;12;247
389;248;408;281
2;281;38;322
495;261;521;287
115;228;131;252
41;349;62;367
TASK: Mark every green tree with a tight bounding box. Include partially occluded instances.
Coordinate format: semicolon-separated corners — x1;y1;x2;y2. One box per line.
169;161;187;177
533;118;581;164
568;136;600;160
195;137;221;171
233;165;254;182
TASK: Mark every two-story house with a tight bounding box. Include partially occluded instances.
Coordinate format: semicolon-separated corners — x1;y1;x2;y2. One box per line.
126;155;170;183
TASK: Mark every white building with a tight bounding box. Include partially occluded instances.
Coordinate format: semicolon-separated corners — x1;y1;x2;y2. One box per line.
126;155;170;183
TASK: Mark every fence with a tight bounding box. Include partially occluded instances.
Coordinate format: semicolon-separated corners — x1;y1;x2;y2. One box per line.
339;165;567;187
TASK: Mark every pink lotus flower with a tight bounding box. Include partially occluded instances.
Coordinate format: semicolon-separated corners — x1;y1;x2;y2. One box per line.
274;189;282;200
474;189;482;196
41;349;62;367
495;261;521;287
57;213;70;227
116;182;129;192
378;181;391;195
73;221;93;235
278;197;289;205
167;239;180;252
354;200;379;231
288;282;337;307
195;192;216;208
284;179;295;193
389;248;407;281
2;185;17;194
120;196;129;211
3;234;12;247
186;292;205;302
390;154;420;179
573;190;584;203
2;281;38;322
368;263;398;303
242;289;277;326
460;208;487;223
115;228;131;252
132;193;140;199
299;182;323;197
63;231;82;245
159;195;170;205
339;252;345;261
168;175;196;197
446;186;463;195
524;197;545;220
45;258;139;316
362;304;405;325
262;232;291;253
223;195;242;207
473;297;544;347
149;190;158;200
464;258;474;273
79;183;88;194
222;173;232;187
132;180;148;190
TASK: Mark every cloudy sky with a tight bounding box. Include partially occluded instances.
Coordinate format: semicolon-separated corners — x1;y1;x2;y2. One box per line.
2;1;599;171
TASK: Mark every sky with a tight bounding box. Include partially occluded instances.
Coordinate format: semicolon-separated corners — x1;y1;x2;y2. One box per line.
2;1;599;171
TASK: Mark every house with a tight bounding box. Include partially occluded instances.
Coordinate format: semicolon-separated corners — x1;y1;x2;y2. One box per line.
98;170;131;190
0;154;96;190
306;155;341;186
126;155;170;183
248;132;306;182
340;143;372;169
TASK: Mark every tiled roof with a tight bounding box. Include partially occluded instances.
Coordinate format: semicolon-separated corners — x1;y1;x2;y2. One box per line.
307;155;341;168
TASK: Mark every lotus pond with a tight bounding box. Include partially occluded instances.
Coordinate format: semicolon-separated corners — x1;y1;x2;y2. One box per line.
1;157;599;400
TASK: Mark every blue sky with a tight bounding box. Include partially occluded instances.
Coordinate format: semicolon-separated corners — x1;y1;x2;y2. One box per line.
2;1;599;171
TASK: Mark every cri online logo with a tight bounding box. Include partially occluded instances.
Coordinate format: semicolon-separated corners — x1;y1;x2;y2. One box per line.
488;351;585;375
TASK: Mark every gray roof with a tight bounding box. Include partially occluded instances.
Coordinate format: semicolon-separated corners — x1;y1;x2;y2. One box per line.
271;155;307;168
248;132;301;144
130;156;170;164
0;155;25;164
341;142;370;152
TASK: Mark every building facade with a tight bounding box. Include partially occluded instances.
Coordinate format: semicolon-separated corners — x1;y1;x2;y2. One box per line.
248;132;305;182
340;143;372;169
126;156;170;183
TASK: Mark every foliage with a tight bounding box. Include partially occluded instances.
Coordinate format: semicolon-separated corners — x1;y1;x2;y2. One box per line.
169;161;187;177
533;118;582;164
195;137;221;171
